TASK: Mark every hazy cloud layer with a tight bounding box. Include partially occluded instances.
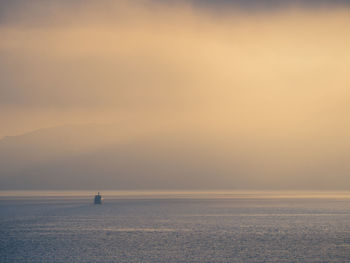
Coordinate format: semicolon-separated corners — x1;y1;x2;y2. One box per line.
1;0;350;189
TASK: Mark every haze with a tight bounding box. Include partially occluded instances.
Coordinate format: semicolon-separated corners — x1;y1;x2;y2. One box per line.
1;0;350;190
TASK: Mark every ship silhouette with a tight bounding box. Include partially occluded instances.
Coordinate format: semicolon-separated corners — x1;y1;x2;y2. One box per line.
94;192;103;204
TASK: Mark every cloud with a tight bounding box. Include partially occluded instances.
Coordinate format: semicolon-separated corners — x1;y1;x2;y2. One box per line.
1;0;350;189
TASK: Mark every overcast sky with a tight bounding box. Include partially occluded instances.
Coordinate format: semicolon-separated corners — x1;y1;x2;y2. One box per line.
1;0;350;189
1;0;350;136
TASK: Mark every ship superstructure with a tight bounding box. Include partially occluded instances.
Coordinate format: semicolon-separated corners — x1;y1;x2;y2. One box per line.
94;192;103;204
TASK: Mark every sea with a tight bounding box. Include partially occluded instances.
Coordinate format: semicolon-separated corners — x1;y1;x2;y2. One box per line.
1;191;350;263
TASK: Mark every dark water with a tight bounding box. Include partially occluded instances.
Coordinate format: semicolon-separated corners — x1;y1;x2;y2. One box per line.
1;193;350;262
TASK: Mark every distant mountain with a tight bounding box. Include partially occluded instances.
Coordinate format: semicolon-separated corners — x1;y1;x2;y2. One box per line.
0;123;246;190
3;122;347;190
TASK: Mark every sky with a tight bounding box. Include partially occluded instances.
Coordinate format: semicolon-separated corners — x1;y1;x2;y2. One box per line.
1;0;350;189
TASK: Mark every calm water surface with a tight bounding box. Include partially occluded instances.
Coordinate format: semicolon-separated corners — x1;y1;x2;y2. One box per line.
1;191;350;262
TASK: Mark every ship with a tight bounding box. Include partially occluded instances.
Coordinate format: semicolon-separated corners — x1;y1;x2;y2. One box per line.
94;192;103;204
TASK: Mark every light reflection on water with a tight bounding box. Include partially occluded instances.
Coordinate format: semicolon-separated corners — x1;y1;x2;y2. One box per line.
1;190;350;199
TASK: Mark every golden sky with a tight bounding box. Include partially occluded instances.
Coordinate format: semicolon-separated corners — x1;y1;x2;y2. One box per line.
1;0;350;189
